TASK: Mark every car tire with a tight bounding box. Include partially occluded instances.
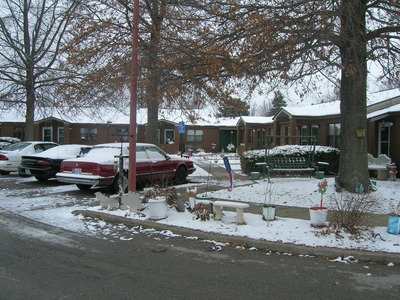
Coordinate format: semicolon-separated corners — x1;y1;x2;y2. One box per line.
173;166;187;185
35;176;48;182
0;170;11;175
76;184;92;190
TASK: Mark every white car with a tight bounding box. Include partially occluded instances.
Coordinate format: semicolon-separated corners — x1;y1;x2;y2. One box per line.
18;144;92;181
0;141;59;175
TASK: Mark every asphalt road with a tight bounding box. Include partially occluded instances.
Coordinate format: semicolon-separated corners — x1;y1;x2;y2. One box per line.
1;208;400;299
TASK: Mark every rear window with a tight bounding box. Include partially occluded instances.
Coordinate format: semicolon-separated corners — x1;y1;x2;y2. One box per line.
1;142;30;151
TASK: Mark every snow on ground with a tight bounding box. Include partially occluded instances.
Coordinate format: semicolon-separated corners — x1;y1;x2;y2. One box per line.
86;154;400;254
1;153;400;255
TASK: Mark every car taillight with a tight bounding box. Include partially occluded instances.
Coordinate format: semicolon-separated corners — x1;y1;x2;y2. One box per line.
37;160;50;166
92;166;100;175
0;155;8;161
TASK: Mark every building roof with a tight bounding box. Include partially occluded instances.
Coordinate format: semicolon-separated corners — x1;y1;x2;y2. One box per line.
2;88;400;125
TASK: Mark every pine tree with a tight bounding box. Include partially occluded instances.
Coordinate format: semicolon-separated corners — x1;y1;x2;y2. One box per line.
268;91;287;117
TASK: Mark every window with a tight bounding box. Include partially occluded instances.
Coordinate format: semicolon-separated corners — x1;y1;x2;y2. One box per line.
165;129;175;144
311;125;319;144
327;123;341;148
43;127;52;141
248;130;254;143
14;126;25;141
145;146;167;161
80;128;97;141
285;127;289;144
187;129;203;142
57;127;64;143
300;125;308;145
116;128;129;141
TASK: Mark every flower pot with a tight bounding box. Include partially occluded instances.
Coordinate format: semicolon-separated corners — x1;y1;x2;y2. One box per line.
188;197;196;209
148;197;168;220
309;206;328;227
262;205;276;221
387;215;400;234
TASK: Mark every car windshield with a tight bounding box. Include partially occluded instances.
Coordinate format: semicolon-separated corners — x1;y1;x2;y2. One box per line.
1;142;30;151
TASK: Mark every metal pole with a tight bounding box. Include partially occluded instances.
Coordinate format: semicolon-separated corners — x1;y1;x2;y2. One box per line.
128;0;139;192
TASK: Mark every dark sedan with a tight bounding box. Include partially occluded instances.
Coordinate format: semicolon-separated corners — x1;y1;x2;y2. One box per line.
18;144;91;181
56;142;196;192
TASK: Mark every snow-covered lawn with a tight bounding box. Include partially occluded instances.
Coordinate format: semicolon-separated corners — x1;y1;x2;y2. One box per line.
1;152;399;256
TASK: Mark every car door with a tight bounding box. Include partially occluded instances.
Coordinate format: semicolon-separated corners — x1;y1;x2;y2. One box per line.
144;145;175;182
135;145;153;182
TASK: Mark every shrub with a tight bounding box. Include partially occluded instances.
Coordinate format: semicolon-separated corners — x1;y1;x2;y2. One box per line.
329;191;379;234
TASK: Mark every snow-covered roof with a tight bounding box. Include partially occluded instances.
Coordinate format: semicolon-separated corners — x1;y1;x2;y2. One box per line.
238;116;274;125
275;100;341;119
2;88;400;125
367;103;400;121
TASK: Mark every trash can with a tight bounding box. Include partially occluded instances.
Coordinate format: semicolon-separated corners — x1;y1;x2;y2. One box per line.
251;172;260;180
315;171;324;179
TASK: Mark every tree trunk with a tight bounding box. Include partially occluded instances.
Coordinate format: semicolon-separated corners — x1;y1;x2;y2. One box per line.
145;37;161;145
25;67;35;141
144;1;165;145
337;0;371;192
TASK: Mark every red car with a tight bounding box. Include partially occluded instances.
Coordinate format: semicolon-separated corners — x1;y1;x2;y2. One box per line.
56;142;196;192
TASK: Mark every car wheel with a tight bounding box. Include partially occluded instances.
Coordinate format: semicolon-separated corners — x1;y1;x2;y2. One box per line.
113;173;128;194
173;166;187;185
0;170;11;175
76;184;92;190
35;176;48;182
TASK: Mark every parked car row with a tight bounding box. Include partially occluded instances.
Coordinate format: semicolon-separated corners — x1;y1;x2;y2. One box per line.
0;141;196;192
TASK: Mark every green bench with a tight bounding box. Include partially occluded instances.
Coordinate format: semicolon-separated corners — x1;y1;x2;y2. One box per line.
267;157;315;172
256;157;316;179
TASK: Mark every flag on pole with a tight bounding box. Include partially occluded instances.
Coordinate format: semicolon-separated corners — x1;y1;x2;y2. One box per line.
223;156;233;191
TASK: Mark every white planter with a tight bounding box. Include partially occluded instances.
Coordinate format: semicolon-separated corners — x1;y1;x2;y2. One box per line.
262;205;276;221
148;197;168;220
309;207;328;227
189;197;196;209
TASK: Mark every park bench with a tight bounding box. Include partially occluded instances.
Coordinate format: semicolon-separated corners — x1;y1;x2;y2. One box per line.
212;200;250;225
368;154;391;180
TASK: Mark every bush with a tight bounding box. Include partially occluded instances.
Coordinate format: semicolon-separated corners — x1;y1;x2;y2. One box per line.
329;191;379;234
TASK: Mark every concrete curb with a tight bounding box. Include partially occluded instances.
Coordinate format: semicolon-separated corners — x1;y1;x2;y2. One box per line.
73;209;400;264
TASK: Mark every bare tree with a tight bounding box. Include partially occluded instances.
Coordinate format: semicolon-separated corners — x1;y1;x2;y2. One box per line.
59;0;251;144
0;0;79;140
201;0;400;191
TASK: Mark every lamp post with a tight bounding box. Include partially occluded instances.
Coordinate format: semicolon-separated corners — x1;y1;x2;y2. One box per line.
128;0;139;192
